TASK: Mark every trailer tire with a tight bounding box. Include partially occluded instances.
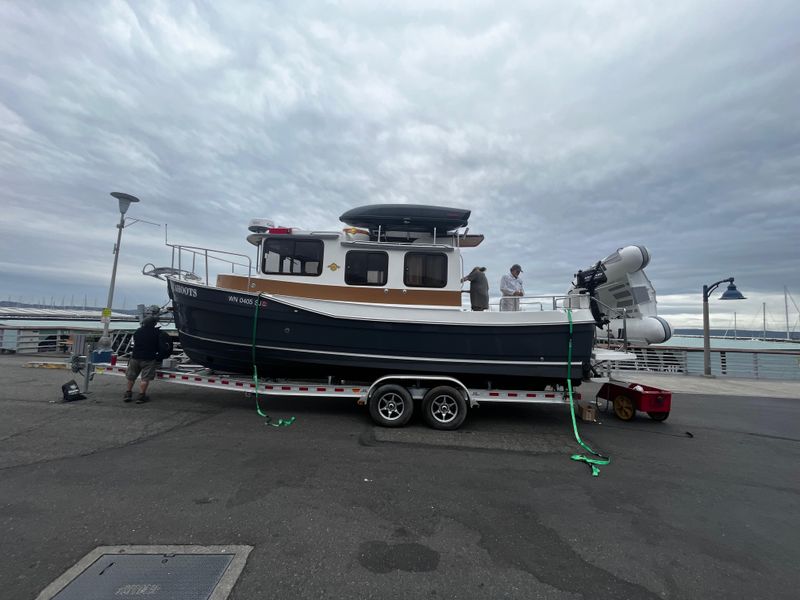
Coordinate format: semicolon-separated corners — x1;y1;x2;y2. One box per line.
369;384;414;427
613;394;636;421
422;386;467;430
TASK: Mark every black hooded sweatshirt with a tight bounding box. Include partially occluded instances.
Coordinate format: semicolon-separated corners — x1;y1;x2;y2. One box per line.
131;324;160;360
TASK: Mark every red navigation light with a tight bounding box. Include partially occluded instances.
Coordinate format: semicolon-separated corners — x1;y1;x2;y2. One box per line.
268;227;293;234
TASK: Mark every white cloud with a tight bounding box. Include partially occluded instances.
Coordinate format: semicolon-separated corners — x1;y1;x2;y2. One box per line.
146;0;232;67
0;0;798;329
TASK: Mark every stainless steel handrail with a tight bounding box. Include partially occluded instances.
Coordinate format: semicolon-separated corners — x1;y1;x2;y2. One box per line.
167;243;253;288
485;295;591;311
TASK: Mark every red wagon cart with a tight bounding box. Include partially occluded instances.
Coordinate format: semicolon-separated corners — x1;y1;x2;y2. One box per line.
596;381;671;422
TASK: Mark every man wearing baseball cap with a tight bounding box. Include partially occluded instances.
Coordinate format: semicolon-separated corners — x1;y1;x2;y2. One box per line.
499;264;524;311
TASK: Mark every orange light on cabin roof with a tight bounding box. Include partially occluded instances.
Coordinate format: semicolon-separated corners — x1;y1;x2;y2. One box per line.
343;227;369;235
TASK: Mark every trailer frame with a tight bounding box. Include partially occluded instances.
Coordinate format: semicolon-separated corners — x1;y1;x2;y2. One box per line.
96;363;581;430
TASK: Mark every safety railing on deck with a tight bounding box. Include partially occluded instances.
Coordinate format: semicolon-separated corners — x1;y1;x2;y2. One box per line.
483;295;592;311
596;344;800;381
167;243;253;288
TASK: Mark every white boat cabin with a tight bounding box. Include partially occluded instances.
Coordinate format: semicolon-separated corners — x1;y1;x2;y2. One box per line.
216;207;484;308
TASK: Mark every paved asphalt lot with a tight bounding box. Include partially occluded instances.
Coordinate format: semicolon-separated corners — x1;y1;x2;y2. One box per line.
1;354;798;599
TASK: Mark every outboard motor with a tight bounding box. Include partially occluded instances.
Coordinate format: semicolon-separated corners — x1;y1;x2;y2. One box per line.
569;245;672;345
573;260;609;326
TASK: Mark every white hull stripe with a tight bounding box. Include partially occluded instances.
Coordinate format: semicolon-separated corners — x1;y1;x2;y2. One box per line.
181;331;584;367
270;295;596;327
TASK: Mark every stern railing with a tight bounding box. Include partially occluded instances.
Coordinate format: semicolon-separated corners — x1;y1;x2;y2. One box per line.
483;294;593;312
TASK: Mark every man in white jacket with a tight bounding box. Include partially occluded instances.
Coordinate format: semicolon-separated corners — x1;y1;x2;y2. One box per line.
499;264;524;311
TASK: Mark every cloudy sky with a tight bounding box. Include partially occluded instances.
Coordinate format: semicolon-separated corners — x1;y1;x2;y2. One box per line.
1;0;798;330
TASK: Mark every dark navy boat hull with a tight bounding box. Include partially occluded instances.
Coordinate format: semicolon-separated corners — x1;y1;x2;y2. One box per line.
168;279;595;387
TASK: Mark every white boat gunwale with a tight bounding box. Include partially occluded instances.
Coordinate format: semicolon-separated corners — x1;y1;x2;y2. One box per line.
184;277;596;327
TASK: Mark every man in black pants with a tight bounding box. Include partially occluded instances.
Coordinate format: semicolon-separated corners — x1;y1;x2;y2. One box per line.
124;316;161;404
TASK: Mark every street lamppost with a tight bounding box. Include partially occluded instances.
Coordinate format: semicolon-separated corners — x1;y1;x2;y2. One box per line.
702;277;745;376
98;192;140;351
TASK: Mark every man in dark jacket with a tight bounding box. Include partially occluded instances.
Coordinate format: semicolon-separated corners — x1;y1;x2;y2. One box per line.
124;316;161;403
461;266;489;311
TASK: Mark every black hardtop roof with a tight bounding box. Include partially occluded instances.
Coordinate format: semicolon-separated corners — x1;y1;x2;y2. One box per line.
339;204;470;232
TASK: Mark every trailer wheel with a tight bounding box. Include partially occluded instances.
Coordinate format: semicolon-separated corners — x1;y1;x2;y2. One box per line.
613;394;636;421
369;384;414;427
647;411;669;422
422;386;467;430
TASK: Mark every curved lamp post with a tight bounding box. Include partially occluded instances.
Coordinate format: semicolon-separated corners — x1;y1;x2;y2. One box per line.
702;278;745;376
98;192;140;350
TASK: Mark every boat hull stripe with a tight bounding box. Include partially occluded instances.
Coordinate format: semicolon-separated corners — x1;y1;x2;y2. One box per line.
180;331;583;367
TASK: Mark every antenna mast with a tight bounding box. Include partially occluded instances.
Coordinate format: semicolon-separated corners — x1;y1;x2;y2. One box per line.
786;286;791;340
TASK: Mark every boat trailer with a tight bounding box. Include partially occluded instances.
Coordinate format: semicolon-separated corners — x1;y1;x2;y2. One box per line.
95;362;583;430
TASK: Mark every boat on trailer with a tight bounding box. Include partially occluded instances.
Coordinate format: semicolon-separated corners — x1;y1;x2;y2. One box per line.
165;205;615;388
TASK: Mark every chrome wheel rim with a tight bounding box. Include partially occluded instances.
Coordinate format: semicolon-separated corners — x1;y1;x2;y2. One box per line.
378;392;405;421
430;394;458;423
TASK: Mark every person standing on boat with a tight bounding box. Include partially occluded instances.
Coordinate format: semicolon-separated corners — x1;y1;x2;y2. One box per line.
500;264;524;311
124;316;162;403
461;266;489;311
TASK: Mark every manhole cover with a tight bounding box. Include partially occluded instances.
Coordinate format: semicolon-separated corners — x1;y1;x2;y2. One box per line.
37;545;252;600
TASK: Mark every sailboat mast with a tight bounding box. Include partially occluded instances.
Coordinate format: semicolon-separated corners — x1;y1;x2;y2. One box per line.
786;286;791;340
763;302;767;340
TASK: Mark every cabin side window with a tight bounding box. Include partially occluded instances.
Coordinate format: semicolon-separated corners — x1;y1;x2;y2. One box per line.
262;238;324;276
345;251;388;286
404;252;448;288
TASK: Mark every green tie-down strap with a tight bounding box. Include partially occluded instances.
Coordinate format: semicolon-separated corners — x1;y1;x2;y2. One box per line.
566;309;610;476
251;295;296;427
